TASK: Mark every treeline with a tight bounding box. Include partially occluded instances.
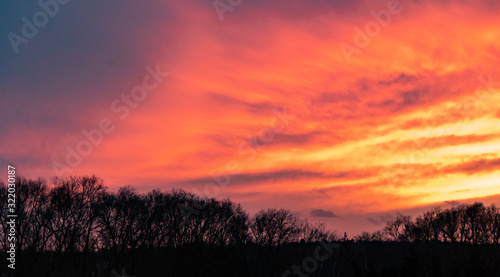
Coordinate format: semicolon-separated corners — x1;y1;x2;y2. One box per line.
0;176;499;277
0;176;337;277
357;203;500;245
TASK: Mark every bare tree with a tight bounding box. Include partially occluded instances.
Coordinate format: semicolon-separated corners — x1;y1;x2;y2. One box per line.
46;176;106;277
487;204;500;244
414;207;444;242
439;208;460;242
384;214;412;242
98;186;144;274
355;230;385;242
299;219;338;242
250;208;300;246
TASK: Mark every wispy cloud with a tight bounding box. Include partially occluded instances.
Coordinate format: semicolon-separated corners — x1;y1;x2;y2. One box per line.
310;209;337;218
2;0;500;235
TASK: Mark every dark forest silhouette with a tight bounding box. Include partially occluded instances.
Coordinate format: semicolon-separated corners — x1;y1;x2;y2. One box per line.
1;176;499;277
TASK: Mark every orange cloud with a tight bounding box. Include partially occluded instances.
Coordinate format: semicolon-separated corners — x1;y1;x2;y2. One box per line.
2;0;500;235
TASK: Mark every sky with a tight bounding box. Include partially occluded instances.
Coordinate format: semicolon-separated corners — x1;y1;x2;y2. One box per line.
1;0;500;235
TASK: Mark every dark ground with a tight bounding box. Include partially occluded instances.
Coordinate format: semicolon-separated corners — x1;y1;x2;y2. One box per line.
1;241;499;277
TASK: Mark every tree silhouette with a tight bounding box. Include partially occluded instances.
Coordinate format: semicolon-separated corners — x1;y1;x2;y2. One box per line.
250;208;300;247
384;214;412;242
1;176;500;277
380;202;500;245
298;219;338;242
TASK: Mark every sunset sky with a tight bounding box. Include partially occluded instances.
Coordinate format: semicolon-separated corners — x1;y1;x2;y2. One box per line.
1;0;500;235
